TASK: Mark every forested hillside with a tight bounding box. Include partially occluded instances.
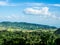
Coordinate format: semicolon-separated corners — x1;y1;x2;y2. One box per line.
0;22;57;30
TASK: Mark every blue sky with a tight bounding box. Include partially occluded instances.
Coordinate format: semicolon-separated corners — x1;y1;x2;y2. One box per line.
0;0;60;27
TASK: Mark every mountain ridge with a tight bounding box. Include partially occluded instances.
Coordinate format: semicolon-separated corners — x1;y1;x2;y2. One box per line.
0;21;57;30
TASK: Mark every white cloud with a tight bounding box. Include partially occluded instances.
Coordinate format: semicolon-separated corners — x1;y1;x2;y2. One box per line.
23;3;60;7
49;4;60;7
24;7;60;20
0;1;8;6
24;7;51;16
0;14;21;21
0;0;60;7
53;4;60;7
23;3;45;6
25;3;60;7
0;1;60;7
0;0;17;6
6;14;20;20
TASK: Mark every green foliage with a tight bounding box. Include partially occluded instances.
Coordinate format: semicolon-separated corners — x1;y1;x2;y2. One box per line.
0;22;58;45
0;30;59;45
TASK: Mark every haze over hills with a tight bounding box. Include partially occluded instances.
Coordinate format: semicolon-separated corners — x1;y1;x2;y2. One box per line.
0;21;57;30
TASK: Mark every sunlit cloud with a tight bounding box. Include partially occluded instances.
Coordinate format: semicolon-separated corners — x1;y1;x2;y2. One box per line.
24;7;51;16
24;6;60;20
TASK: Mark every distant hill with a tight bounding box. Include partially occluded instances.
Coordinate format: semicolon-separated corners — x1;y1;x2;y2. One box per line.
55;28;60;34
0;22;57;30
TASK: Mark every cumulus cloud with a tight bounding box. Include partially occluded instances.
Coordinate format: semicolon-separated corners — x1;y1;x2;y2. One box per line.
24;7;51;16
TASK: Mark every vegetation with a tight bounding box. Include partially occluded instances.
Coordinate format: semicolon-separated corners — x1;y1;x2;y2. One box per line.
0;29;59;45
0;22;59;45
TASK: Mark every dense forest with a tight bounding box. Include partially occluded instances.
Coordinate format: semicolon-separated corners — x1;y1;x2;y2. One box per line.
0;29;59;45
0;22;59;45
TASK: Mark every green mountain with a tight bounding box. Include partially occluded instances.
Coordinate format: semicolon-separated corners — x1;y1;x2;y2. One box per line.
0;22;57;30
